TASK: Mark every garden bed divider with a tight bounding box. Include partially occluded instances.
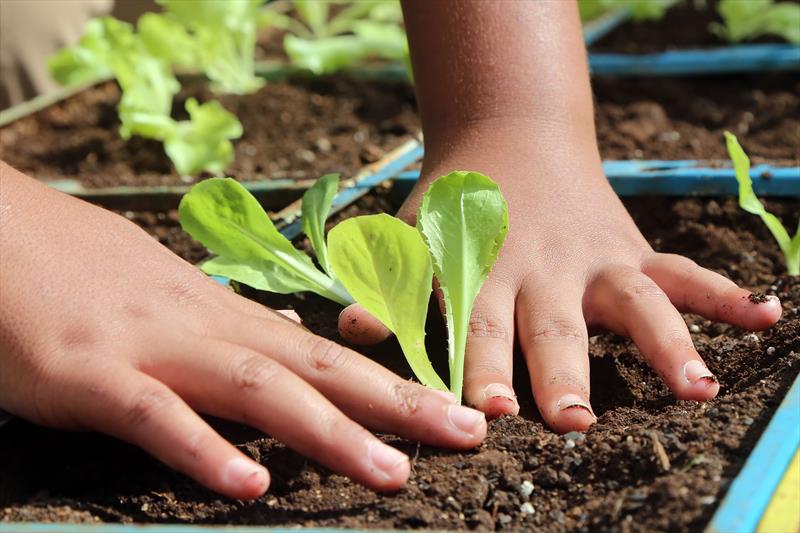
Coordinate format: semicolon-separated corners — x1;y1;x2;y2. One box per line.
706;372;800;533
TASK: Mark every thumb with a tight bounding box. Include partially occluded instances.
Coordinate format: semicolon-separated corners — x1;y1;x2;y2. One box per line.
338;304;392;345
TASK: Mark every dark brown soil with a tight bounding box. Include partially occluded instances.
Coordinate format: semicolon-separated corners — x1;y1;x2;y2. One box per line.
590;0;785;54
0;77;419;188
1;191;799;531
593;74;800;163
2;73;797;191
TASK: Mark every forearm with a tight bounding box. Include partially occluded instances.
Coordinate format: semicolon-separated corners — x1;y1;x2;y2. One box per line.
401;0;603;182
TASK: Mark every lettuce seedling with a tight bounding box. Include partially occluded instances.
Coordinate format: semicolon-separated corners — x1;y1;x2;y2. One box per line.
270;0;409;76
328;172;508;398
179;176;353;305
725;132;799;275
711;0;800;44
417;172;509;400
152;0;265;94
328;215;449;392
49;16;243;176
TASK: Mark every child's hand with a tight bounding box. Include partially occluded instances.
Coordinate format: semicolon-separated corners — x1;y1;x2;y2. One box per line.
337;0;782;434
0;163;487;498
339;150;782;432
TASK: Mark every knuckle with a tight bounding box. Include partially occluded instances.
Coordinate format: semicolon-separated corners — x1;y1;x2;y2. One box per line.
390;382;422;417
467;312;509;341
302;335;347;373
123;387;176;428
230;355;280;393
618;280;666;304
526;317;587;348
651;330;695;362
547;367;589;393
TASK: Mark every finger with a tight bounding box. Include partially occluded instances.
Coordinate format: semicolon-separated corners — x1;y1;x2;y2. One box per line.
642;253;781;330
516;285;596;434
185;318;485;451
587;266;719;402
461;280;519;418
70;365;269;499
150;340;410;491
338;303;392;345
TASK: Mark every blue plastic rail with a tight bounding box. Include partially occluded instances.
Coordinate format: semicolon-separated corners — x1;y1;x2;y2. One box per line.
706;373;800;533
589;44;800;76
394;160;800;197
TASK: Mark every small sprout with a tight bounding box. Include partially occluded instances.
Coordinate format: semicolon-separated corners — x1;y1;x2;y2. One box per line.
725;132;799;276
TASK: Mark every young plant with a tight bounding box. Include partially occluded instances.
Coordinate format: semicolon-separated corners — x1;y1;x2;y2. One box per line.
711;0;800;44
725;132;799;275
179;176;353;305
49;15;243;176
417;172;509;400
145;0;266;94
264;0;409;76
329;172;508;399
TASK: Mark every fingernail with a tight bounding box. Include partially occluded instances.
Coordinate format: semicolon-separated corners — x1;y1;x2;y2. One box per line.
481;383;517;404
432;389;457;403
277;309;301;323
224;457;268;491
557;394;596;418
767;295;781;306
367;441;409;480
683;360;717;385
448;404;486;436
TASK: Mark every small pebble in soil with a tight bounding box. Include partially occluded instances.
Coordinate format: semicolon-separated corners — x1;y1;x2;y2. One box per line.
690;324;701;333
743;417;754;426
767;346;776;355
520;502;535;515
699;495;716;505
564;431;585;442
518;480;534;498
498;513;512;525
743;333;760;347
564;440;575;450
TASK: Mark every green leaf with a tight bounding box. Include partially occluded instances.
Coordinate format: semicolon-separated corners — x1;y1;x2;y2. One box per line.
164;98;242;175
352;21;408;61
179;178;353;304
294;0;331;37
301;174;339;276
725;132;798;275
284;34;366;75
712;0;800;43
158;0;265;94
138;13;198;68
48;18;114;85
328;214;448;391
200;256;314;294
417;172;509;400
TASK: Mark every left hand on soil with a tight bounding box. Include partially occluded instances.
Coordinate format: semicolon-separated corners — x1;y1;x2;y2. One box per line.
0;163;487;500
339;149;783;434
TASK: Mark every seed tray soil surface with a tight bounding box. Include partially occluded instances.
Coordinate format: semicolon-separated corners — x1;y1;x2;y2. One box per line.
590;0;783;54
1;193;799;532
1;74;797;190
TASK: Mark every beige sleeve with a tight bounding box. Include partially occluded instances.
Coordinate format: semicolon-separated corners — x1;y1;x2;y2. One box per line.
0;0;114;109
